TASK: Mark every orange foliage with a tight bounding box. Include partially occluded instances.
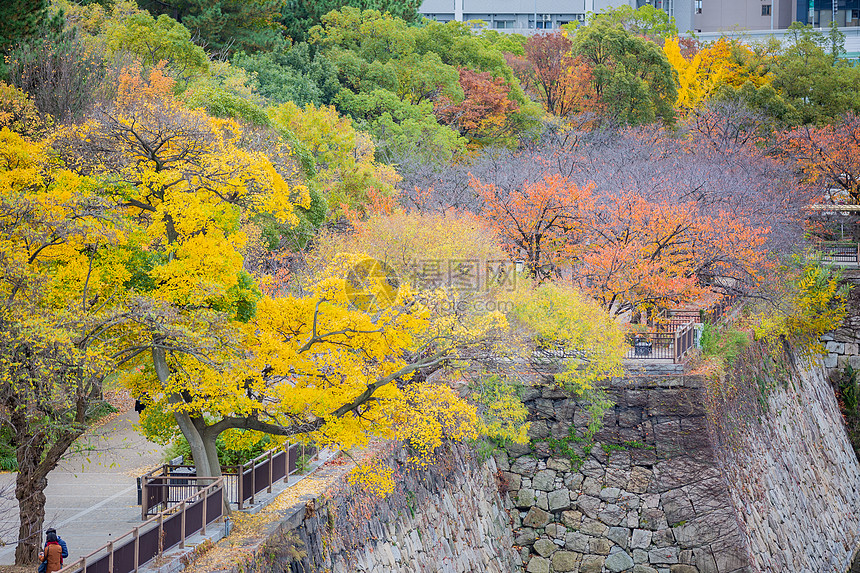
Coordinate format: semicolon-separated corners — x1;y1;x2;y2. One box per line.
471;173;595;280
435;68;519;144
523;32;599;117
785;114;860;204
576;192;769;317
473;170;770;317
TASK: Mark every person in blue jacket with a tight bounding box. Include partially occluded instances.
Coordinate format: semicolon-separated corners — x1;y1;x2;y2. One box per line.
44;528;68;559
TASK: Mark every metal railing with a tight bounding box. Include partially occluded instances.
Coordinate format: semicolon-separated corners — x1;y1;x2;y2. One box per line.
819;241;860;265
140;443;319;516
624;320;696;363
60;479;223;573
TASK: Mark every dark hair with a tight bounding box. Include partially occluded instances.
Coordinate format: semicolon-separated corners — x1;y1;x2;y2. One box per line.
45;528;56;535
46;531;58;543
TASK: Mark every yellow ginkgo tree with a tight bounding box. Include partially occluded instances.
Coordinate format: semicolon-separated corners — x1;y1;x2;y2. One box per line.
0;124;129;565
664;37;771;110
70;65;506;485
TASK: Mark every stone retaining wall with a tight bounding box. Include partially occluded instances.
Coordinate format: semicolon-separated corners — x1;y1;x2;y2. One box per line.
500;375;751;573
713;361;860;572
228;444;521;573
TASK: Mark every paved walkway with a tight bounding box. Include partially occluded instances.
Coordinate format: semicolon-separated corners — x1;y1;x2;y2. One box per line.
0;410;165;566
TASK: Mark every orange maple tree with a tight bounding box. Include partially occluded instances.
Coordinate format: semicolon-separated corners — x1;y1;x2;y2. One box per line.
522;31;599;117
470;173;594;280
576;192;769;318
784;113;860;204
434;68;520;145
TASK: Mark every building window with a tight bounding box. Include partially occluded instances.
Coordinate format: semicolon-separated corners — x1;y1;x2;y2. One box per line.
695;0;702;13
761;4;771;15
494;20;515;28
530;14;552;29
852;9;860;19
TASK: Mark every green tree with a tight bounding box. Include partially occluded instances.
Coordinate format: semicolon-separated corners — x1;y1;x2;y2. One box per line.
0;0;49;52
136;0;285;53
104;11;209;82
769;22;860;124
570;19;677;125
232;41;340;106
281;0;421;43
588;4;679;40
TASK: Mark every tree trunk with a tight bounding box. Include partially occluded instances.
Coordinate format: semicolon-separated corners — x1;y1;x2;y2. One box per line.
151;346;218;478
14;461;46;565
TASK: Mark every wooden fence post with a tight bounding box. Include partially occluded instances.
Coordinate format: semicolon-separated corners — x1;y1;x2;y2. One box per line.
157;514;164;559
180;501;186;548
107;541;114;573
250;460;256;505
202;487;208;535
140;478;147;520
283;443;290;483
237;465;244;510
133;527;139;573
267;450;273;493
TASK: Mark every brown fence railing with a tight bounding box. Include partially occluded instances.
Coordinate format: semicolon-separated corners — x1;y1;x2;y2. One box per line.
819;241;860;265
60;479;223;573
625;320;696;363
140;442;319;516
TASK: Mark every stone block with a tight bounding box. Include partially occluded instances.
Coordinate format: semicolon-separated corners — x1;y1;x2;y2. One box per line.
564;531;589;553
618;491;641;511
533;538;558;557
523;507;552;528
549;489;571;511
515;528;538;546
660;490;696;526
511;456;538;477
825;353;838;368
533;469;557;491
649;546;680;564
589;536;612;555
850;355;860;369
547;457;572;472
564;473;585;490
634;548;649;564
598;504;625;526
604;550;635;572
631;529;652;549
501;471;521;492
577;495;601;519
626;389;648;407
845;342;859;355
526;555;550;573
618;407;643;427
561;510;583;528
826;340;845;353
528;420;551;440
599;487;622;501
652;528;676;547
545;523;567;539
535;491;549;510
580;517;609;537
640;508;668;531
579;554;606;573
552;551;581;572
627;467;654;494
517;488;537;508
607;526;629;549
581;476;601;496
633;566;658;573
